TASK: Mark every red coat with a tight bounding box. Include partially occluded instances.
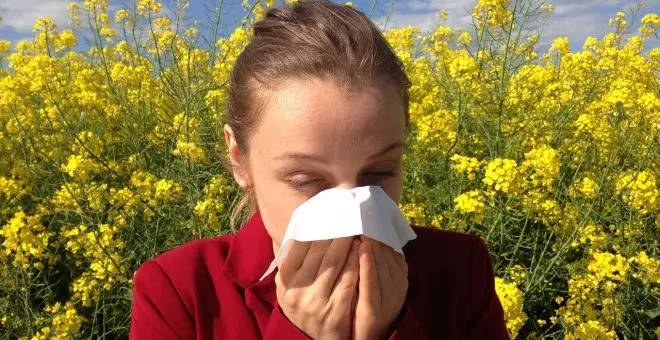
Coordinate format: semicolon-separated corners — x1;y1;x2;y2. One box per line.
129;211;509;339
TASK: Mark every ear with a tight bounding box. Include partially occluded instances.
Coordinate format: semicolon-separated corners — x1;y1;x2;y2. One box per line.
224;124;250;189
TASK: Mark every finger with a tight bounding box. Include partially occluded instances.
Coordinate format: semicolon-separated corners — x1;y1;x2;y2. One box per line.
330;238;360;303
294;239;333;286
380;245;409;309
390;248;408;278
278;240;311;285
378;243;406;280
358;237;380;306
384;245;409;293
372;241;394;299
316;237;355;298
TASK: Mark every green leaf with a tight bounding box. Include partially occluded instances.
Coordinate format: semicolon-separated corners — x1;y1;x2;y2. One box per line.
645;308;660;319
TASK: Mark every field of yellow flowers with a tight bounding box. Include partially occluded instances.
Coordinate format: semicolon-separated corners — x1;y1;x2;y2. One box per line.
0;0;658;338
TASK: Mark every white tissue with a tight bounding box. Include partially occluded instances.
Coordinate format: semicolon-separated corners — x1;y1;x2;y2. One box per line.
259;185;417;281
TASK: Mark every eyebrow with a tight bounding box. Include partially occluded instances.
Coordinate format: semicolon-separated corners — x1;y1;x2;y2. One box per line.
368;141;405;160
273;141;405;163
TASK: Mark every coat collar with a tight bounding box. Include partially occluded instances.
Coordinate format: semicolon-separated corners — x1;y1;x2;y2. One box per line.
222;210;418;290
222;210;276;289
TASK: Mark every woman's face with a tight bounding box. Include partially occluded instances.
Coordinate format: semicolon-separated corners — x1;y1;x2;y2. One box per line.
225;77;406;250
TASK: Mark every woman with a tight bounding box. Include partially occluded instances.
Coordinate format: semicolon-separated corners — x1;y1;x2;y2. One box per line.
129;1;509;339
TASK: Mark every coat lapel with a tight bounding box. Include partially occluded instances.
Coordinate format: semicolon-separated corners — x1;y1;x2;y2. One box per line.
221;211;278;333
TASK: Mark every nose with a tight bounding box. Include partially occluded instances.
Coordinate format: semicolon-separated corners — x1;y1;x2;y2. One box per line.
335;182;359;190
334;175;361;191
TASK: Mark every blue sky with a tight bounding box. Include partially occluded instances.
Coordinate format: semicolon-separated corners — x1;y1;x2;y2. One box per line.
0;0;658;51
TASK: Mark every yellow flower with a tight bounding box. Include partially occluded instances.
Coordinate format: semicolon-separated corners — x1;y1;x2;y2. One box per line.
32;301;84;339
114;9;133;25
572;222;606;249
472;0;514;28
129;171;182;208
507;265;526;285
60;154;101;181
154;179;183;201
153;17;172;30
383;26;420;66
450;154;481;180
33;17;57;33
62;222;126;306
550;37;570;55
400;202;426;225
632;251;660;284
0;176;27;202
570;176;599;199
194;199;224;230
137;0;164;15
0;211;53;269
565;320;617;340
616;171;658;215
609;11;629;31
67;3;81;26
639;13;659;37
414;109;458;149
172;141;208;164
495;277;527;339
184;27;199;38
56;29;77;50
453;190;486;223
483;158;520;194
457;31;472;45
521;145;560;190
0;40;11;54
588;251;630;283
541;4;554;15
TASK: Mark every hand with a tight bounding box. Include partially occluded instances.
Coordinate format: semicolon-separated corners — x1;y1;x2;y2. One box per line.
275;237;360;340
352;237;409;340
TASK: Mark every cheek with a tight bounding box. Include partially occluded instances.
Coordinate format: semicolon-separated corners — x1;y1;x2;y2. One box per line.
382;177;403;205
248;162;303;247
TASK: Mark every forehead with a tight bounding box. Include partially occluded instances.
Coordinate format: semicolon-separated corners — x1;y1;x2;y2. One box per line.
250;77;406;158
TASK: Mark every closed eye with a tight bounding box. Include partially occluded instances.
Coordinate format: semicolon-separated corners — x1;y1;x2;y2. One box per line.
286;171;398;192
366;171;397;177
289;178;323;189
360;170;398;186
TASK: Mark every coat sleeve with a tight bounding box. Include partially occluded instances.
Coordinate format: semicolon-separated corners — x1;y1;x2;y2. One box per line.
129;260;196;340
465;235;510;340
387;304;428;339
